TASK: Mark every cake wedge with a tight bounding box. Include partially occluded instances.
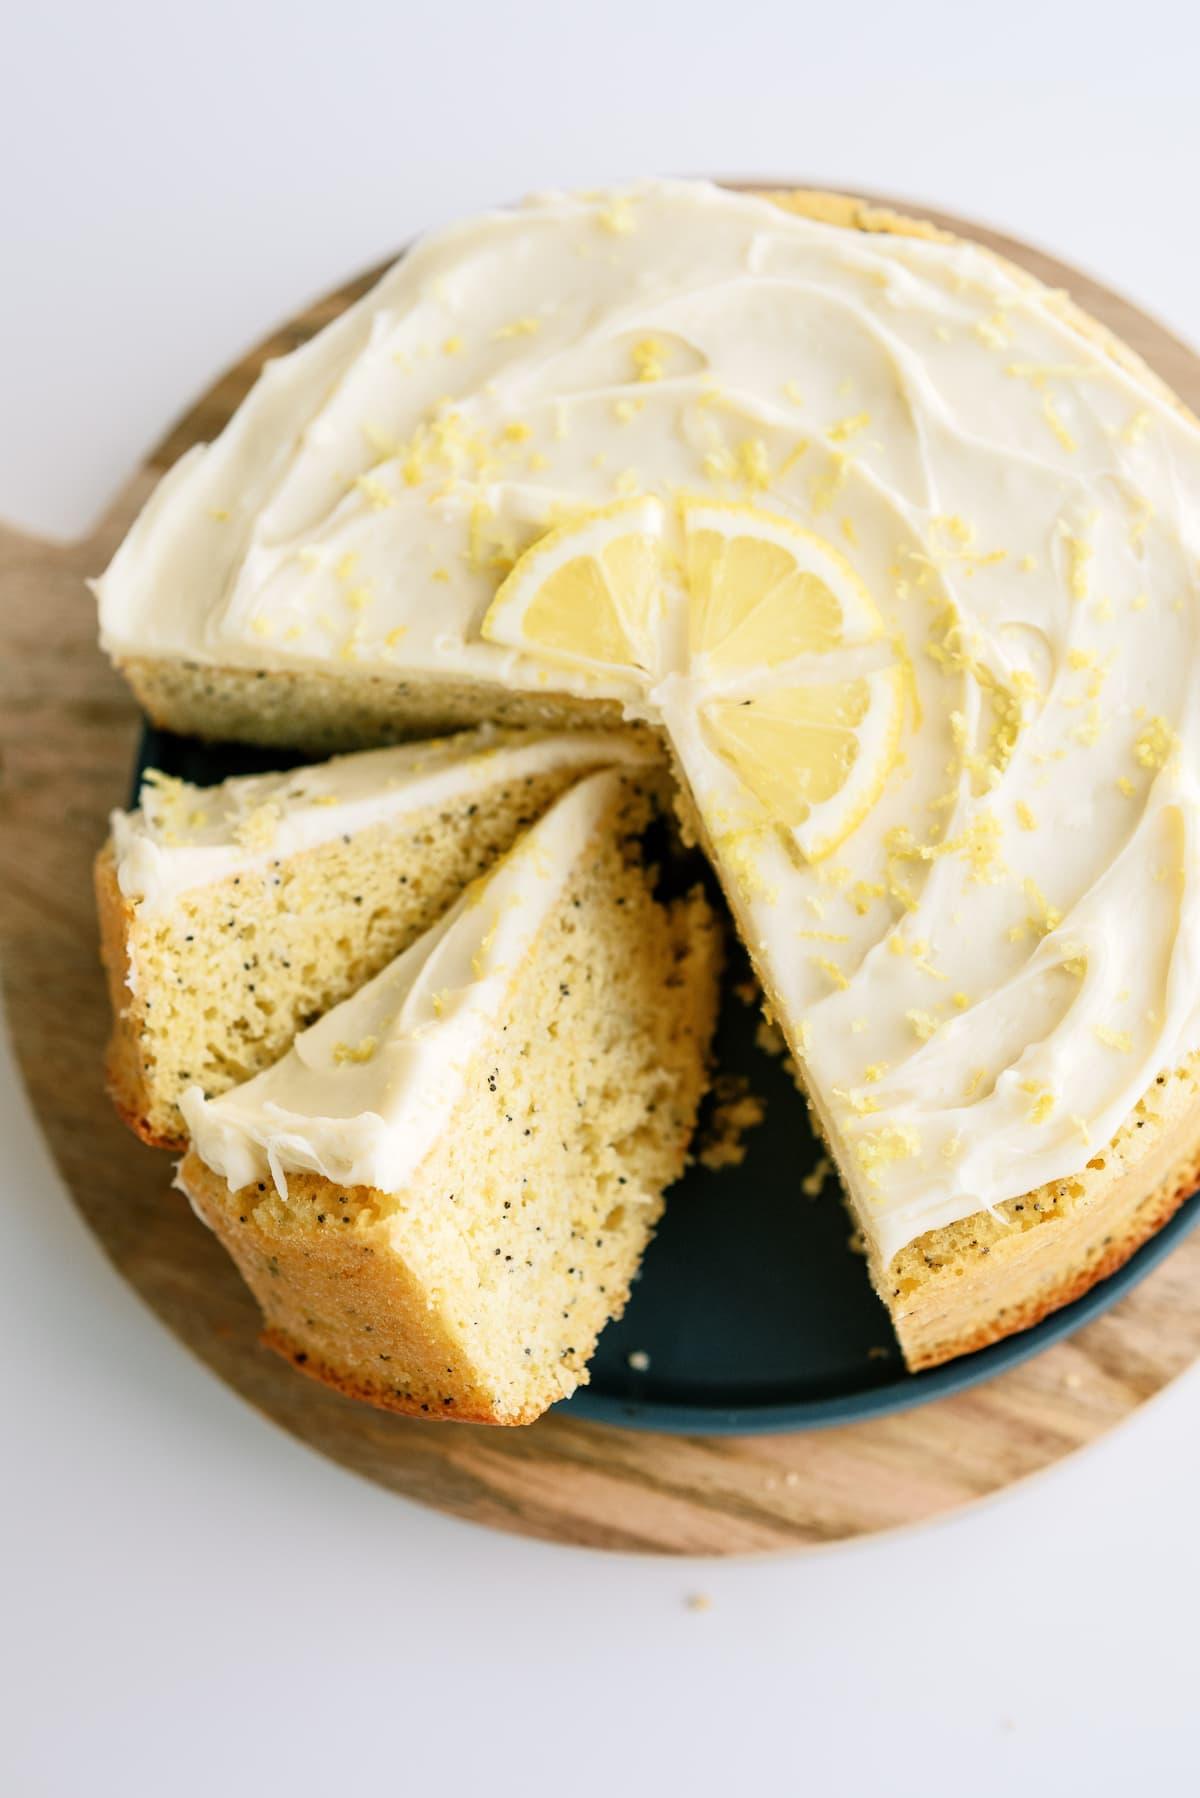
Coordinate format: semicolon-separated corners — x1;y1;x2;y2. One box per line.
97;726;651;1149
177;770;721;1424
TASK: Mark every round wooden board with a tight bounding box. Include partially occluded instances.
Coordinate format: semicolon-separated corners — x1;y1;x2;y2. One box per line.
4;190;1200;1557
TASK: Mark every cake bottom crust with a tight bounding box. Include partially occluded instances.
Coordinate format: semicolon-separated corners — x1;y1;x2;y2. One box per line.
260;1325;561;1427
94;849;177;1148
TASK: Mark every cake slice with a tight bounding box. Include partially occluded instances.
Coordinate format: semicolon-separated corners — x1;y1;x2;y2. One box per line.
177;770;721;1424
97;726;651;1149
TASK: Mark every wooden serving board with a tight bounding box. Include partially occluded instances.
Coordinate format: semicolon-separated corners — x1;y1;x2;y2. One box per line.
4;192;1200;1556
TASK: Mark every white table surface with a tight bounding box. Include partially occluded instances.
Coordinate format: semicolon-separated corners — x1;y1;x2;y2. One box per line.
3;3;1199;1791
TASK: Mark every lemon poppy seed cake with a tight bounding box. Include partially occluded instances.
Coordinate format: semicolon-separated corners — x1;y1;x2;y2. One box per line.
97;178;1200;1374
98;725;652;1149
178;771;722;1424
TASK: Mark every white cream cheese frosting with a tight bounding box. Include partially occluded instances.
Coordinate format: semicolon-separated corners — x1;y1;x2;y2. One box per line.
113;725;649;918
180;768;623;1197
102;178;1200;1264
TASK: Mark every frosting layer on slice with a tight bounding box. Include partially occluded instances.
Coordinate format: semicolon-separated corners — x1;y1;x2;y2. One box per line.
114;726;650;917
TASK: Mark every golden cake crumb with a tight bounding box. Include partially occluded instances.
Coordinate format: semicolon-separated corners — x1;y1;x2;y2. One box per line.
697;1074;767;1170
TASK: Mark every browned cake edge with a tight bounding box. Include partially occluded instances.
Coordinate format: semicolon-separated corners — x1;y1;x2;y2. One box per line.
94;845;177;1149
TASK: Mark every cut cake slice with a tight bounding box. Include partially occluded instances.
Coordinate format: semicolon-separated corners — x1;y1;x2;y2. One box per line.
177;770;722;1424
97;725;651;1149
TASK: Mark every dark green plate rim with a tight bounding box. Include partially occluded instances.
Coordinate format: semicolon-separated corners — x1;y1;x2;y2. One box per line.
561;1192;1200;1434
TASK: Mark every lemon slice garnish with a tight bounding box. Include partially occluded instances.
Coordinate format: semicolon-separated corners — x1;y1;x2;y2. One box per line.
480;494;904;860
481;496;667;681
684;499;884;674
701;666;907;861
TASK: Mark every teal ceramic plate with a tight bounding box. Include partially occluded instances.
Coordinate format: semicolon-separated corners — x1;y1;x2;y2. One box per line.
136;726;1200;1438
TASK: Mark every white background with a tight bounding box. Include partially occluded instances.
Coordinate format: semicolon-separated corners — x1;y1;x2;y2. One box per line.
2;3;1199;1792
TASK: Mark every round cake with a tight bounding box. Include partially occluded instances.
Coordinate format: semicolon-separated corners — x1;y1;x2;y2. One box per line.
95;179;1200;1375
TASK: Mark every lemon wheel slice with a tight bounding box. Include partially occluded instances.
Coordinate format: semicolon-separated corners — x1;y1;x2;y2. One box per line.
479;494;905;860
683;500;884;675
702;665;906;861
481;496;667;681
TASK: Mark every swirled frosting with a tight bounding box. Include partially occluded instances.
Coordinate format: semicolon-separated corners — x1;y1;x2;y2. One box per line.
101;178;1200;1264
180;769;624;1196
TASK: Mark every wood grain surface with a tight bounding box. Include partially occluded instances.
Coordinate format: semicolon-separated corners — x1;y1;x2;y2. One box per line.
3;191;1200;1556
